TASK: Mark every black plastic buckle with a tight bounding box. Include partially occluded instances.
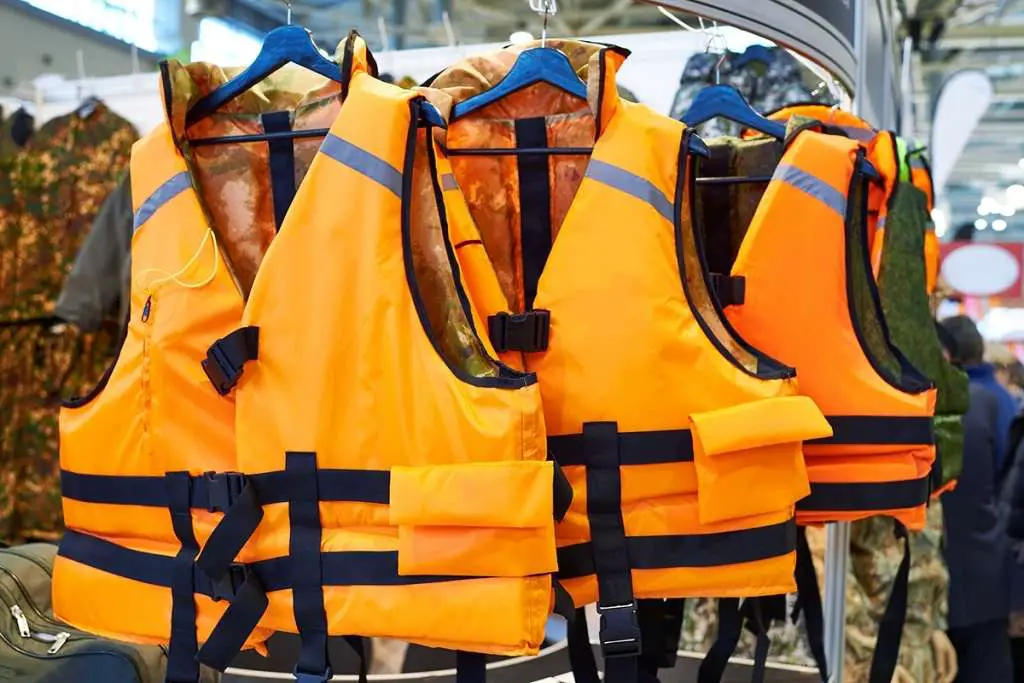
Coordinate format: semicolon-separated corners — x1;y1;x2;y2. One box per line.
488;310;551;353
202;342;242;396
202;471;247;513
292;666;334;683
710;273;745;307
210;563;250;602
598;602;642;659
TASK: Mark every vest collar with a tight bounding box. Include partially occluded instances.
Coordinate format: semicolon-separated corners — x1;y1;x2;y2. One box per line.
424;40;630;137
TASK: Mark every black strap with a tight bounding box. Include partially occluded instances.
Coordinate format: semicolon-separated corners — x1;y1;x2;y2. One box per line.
867;521;910;683
197;569;269;671
344;637;369;683
638;598;684;675
558;520;796;579
196;481;263;582
798;476;930;513
551;457;573;522
586;423;641;683
289;452;333;683
811;415;934;446
710;273;745;307
515;117;553;311
793;528;828;681
456;651;487;683
202;326;260;396
697;598;741;683
549;429;694;467
568;608;601;683
262;111;297;232
487;310;550;353
165;472;201;683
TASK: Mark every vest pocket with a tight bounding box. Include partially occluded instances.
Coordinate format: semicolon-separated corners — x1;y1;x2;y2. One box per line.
389;461;557;577
689;396;831;524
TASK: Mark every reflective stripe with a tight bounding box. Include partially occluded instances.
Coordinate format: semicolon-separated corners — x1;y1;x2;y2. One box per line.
773;164;847;218
841;125;875;142
910;156;927;170
878;215;887;229
133;172;191;232
320;133;402;197
441;173;459;191
585;159;674;223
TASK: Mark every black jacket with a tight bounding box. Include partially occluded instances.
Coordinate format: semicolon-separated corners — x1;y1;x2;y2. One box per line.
942;382;1011;627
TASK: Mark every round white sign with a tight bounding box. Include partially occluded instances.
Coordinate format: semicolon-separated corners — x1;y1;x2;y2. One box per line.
941;243;1021;297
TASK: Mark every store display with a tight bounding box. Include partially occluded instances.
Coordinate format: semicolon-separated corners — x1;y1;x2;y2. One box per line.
0;101;135;545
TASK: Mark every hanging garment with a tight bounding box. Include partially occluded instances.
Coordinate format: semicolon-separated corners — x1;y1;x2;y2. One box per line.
54;34;392;680
426;40;833;681
724;125;937;529
0;102;136;544
905;147;940;295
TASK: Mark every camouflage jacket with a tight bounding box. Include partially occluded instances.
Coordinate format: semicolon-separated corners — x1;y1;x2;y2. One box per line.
0;102;135;543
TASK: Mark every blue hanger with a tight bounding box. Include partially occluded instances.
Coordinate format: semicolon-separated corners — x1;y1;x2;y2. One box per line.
682;85;786;139
186;25;342;128
451;47;586;120
731;45;774;70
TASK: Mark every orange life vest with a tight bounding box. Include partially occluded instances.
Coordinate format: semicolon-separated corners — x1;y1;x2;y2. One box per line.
725;126;937;529
907;150;940;294
427;41;833;676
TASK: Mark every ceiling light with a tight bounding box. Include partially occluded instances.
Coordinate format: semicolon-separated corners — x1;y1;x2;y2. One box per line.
993;218;1008;231
932;208;948;238
1003;207;1018;217
979;206;991;216
976;218;989;230
1019;158;1024;169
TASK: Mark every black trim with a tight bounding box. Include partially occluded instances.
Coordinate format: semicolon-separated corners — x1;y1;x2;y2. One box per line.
60;317;129;409
548;429;693;467
340;32;356;98
262;111;297;232
402;100;535;389
159;61;177;145
515;117;553;311
812;415;934;446
594;48;609;136
676;129;794;381
557;520;797;580
798;476;931;512
844;147;933;396
454;239;483;249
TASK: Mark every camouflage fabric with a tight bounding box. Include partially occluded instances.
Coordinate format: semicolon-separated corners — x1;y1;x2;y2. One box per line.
0;103;136;543
877;180;968;488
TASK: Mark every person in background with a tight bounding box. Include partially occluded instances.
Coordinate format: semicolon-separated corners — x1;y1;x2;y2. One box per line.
941;315;1014;682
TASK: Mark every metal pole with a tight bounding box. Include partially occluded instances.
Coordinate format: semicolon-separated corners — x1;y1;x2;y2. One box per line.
823;3;868;682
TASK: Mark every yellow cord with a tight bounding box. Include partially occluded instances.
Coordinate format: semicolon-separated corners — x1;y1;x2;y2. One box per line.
135;228;220;297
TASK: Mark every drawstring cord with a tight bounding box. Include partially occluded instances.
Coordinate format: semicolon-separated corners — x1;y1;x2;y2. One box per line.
134;228;220;320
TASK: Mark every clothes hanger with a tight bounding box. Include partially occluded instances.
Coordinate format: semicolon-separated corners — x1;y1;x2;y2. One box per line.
730;45;774;70
186;4;443;147
683;85;785;140
445;0;708;159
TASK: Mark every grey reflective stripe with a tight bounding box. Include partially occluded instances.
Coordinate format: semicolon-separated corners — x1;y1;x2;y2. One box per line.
133;172;191;232
320;133;402;197
878;215;887;229
441;173;459;191
585;160;673;223
910;157;927;170
773;164;847;217
841;125;875;142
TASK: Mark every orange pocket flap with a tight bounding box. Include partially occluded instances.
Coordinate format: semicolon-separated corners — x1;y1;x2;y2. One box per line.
690;396;829;525
389;461;553;529
690;396;833;455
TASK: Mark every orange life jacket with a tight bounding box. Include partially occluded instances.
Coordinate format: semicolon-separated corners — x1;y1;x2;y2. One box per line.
725;126;937;529
51;29;387;668
427;41;833;675
907;150;940;294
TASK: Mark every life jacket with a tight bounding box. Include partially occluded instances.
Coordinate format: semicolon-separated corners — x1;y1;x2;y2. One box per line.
57;34;548;679
427;41;833;680
724;125;937;529
905;145;940;294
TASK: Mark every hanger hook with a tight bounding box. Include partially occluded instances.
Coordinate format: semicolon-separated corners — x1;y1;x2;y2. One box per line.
529;0;557;47
284;0;292;26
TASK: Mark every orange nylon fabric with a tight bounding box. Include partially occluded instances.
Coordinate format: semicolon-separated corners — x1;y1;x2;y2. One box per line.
725;130;937;529
427;42;834;606
53;34;375;652
233;70;554;655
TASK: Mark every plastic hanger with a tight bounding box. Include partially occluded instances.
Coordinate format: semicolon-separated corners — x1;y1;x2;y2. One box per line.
731;45;774;70
451;47;586;120
683;85;786;140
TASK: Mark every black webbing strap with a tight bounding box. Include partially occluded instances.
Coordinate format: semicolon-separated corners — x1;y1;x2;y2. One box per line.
811;416;934;446
515;117;553;311
551;456;573;522
202;326;259;396
709;273;746;307
289;452;333;683
697;598;741;683
586;422;641;683
567;608;600;683
638;598;685;673
549;429;694;468
165;472;201;683
867;521;910;683
487;310;551;353
196;481;263;583
699;596;787;683
197;568;269;672
456;651;487;683
344;637;369;683
261;111;297;232
794;528;828;681
798;477;930;513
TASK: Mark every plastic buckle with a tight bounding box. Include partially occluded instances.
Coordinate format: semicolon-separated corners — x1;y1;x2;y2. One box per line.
488;310;551;353
203;471;247;513
292;666;333;683
201;342;240;396
598;602;642;659
210;563;249;602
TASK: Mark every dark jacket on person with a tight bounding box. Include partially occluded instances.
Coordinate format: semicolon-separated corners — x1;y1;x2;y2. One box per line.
943;380;1011;627
966;363;1017;471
